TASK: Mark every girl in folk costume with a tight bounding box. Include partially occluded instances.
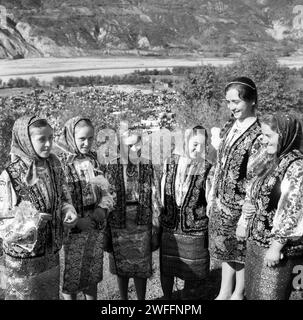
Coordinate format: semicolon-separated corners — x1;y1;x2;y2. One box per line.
102;127;161;300
208;77;263;300
160;125;212;299
55;116;113;300
237;114;303;300
0;116;77;300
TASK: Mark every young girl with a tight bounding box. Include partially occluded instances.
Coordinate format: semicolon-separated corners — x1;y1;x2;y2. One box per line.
160;125;212;299
102;127;161;300
0;115;77;300
55;116;113;300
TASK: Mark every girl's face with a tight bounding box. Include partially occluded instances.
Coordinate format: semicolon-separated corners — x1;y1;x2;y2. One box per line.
75;125;94;154
261;123;279;154
225;88;254;121
188;133;205;159
122;132;141;154
30;126;53;158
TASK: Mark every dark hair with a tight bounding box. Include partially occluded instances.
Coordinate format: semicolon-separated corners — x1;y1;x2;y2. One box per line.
75;119;94;131
191;125;208;142
225;76;258;105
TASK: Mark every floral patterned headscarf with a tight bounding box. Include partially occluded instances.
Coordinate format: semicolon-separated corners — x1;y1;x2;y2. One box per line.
10;115;52;186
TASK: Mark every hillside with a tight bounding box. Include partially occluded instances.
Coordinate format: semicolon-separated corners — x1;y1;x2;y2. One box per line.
0;0;303;59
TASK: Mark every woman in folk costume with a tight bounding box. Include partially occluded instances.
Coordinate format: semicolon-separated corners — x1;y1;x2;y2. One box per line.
0;115;77;300
55;116;113;300
208;77;263;300
102;127;161;300
237;113;303;300
160;125;212;300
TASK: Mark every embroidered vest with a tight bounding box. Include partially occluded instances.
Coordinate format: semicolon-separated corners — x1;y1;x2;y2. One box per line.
58;151;101;217
5;157;64;259
248;150;303;256
214;121;262;210
105;158;153;229
161;155;212;233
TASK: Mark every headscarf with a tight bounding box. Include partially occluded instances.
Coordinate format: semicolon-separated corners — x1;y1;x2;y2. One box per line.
55;116;94;163
252;113;303;178
274;113;302;158
10;115;52;186
174;125;207;160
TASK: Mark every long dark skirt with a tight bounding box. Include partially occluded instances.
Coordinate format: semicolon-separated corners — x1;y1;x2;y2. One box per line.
160;227;209;281
245;241;302;300
109;205;152;279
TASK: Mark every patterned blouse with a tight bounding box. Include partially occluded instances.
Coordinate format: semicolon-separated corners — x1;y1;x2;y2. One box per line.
244;151;303;256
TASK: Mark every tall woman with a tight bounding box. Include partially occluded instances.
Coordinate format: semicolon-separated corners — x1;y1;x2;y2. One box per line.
103;128;161;300
208;77;263;300
238;113;303;300
160;125;212;299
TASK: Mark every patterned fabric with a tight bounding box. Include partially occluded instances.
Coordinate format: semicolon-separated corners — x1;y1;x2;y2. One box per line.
56;117;113;294
104;158;155;229
0;116;74;300
160;226;209;280
57;152;104;218
61;208;104;294
56;116;91;161
161;154;212;233
247;152;303;257
10;115;49;186
109;205;152;278
104;155;160;278
245;241;301;300
4;157;66;258
4;252;60;300
209;119;262;263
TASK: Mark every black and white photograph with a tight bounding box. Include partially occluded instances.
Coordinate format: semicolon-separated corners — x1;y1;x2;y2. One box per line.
0;0;303;310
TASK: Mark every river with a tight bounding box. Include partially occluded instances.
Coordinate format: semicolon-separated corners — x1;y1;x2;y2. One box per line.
0;56;303;82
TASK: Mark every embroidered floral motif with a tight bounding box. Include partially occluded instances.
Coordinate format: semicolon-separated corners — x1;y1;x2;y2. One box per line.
104;158;153;229
161;155;212;233
209;121;262;262
248;150;303;257
5;157;65;259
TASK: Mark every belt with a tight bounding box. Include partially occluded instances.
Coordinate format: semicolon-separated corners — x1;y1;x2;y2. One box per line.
83;204;96;211
126;201;139;206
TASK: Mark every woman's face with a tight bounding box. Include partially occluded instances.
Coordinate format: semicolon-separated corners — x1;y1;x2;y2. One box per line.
188;133;205;159
261;123;279;154
30;125;53;158
225;88;254;121
121;132;141;155
75;125;94;154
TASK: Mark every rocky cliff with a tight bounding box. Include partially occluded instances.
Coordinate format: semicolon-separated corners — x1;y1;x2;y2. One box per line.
0;0;303;59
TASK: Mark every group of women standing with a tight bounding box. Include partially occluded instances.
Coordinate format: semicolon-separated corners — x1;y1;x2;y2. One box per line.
0;76;303;300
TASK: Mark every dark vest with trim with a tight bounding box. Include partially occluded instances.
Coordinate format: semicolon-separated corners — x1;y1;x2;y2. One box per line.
103;157;154;229
4;156;64;259
161;155;212;233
